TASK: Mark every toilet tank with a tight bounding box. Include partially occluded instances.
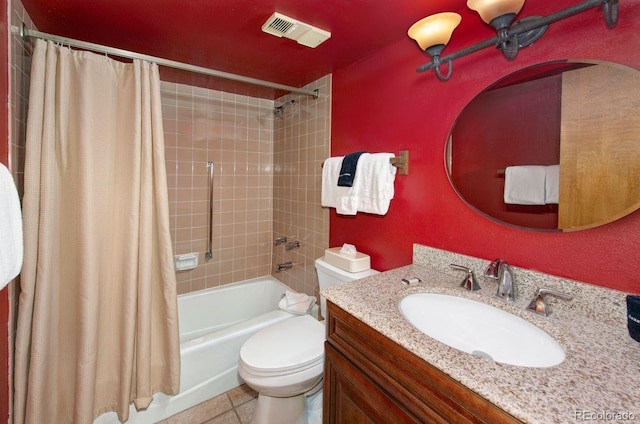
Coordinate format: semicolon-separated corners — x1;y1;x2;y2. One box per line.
315;257;379;319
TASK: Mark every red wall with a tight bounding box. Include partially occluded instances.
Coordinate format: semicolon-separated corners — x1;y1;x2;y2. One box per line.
330;0;640;294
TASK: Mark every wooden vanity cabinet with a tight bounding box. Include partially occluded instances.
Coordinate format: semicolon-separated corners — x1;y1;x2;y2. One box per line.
323;301;522;424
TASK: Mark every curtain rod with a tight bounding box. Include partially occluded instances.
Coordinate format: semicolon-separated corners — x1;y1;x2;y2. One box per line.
19;24;319;99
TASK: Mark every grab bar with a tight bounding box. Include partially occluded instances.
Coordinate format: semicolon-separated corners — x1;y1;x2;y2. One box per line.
205;161;214;260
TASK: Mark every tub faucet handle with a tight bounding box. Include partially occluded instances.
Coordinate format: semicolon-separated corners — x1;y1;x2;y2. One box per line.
274;236;287;246
450;264;481;292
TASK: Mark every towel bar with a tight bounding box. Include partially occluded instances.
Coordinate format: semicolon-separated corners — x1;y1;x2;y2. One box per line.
321;150;409;175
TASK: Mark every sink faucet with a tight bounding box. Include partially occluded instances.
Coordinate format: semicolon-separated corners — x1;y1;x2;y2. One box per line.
484;259;516;301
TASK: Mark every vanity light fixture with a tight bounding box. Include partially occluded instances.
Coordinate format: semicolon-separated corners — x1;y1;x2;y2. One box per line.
408;0;619;81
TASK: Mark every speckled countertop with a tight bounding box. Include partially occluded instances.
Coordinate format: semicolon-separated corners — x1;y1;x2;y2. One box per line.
321;252;640;423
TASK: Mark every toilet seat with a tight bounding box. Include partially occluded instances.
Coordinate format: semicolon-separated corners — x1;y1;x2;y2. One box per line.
240;315;325;375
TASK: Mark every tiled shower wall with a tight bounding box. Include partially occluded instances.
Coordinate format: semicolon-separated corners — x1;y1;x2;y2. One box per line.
271;76;331;297
161;83;276;294
161;77;331;296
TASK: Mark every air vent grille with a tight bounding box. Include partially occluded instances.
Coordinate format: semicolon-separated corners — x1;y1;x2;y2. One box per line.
266;16;295;35
262;12;331;48
262;12;297;37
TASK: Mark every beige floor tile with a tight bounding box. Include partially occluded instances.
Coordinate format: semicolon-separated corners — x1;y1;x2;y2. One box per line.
227;384;258;407
235;398;257;424
164;393;233;424
202;409;241;424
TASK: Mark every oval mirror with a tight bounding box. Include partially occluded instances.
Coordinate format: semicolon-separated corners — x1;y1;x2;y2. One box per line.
446;60;640;232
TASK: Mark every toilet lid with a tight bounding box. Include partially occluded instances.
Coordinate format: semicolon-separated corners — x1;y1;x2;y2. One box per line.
240;315;325;373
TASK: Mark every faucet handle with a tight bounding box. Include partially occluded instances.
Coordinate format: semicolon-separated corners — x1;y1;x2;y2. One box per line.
484;258;504;279
526;288;572;316
450;264;481;292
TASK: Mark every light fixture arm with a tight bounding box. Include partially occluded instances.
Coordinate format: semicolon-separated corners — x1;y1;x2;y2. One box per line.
497;27;520;60
426;45;454;81
417;0;619;75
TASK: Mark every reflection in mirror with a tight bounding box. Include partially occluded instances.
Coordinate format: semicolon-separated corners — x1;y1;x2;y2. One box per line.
446;60;640;232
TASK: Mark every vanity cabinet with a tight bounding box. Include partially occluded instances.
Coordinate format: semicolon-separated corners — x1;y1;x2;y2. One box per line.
323;301;522;423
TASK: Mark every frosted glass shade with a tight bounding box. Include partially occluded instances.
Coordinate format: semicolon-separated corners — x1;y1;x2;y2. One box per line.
408;12;462;51
467;0;525;24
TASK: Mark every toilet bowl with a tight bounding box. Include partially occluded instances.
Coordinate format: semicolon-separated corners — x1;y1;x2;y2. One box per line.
238;257;379;424
239;315;325;424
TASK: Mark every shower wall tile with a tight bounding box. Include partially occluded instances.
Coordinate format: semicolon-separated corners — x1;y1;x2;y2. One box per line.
161;82;275;294
162;75;331;298
272;76;331;298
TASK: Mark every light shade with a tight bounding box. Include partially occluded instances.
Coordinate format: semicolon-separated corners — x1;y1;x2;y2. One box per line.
467;0;525;24
408;12;462;51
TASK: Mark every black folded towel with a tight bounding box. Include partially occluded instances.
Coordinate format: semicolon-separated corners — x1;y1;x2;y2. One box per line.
337;151;367;187
627;295;640;342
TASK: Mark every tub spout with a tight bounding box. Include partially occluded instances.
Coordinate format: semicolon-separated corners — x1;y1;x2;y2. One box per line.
275;262;293;272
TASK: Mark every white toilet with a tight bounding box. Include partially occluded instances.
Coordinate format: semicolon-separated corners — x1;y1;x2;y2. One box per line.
238;257;379;424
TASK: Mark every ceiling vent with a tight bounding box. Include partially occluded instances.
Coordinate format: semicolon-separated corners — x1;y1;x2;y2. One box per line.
262;12;331;48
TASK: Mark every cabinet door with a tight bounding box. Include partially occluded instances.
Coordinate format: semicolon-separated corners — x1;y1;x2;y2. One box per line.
324;301;522;424
324;343;420;424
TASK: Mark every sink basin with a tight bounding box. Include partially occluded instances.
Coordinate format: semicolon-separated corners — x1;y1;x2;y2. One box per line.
399;293;565;368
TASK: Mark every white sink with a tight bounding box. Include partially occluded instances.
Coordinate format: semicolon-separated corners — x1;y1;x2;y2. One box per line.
399;293;565;368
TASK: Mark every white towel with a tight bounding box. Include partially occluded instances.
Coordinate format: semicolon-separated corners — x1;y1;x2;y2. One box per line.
503;166;547;205
0;164;23;290
338;153;396;215
321;157;350;209
544;165;560;204
279;290;316;315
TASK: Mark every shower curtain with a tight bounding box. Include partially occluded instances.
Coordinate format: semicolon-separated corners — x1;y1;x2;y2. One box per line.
14;39;180;424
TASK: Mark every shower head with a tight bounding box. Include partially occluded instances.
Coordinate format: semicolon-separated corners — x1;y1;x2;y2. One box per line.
274;99;296;116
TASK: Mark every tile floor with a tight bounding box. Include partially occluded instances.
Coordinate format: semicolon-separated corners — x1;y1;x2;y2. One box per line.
157;384;258;424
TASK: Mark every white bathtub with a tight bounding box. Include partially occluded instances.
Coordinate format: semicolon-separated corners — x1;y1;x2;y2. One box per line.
94;276;303;424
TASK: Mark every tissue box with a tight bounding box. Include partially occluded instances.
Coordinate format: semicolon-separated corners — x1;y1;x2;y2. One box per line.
324;247;371;273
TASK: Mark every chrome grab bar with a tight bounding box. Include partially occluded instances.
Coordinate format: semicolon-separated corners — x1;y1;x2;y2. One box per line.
205;162;214;260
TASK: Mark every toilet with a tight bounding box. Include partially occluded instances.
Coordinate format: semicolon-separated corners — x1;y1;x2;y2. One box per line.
238;257;379;424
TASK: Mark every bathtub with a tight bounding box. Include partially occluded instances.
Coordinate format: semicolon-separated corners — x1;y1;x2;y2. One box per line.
94;276;305;424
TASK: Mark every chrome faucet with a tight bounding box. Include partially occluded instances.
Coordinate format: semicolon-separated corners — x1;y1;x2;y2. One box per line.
484;259;516;301
450;264;481;292
275;261;293;272
274;236;288;246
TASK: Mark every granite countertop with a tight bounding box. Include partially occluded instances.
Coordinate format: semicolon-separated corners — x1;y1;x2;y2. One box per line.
321;264;640;423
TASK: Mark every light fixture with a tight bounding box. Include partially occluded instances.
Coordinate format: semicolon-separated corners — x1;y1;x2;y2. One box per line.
409;0;619;81
408;13;461;81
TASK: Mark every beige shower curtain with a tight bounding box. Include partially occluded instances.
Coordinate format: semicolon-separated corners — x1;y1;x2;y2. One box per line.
14;39;180;423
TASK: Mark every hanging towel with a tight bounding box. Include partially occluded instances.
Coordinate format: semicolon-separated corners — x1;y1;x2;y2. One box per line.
337;151;367;187
338;153;397;215
503;166;547;205
279;290;317;315
321;157;351;209
0;164;23;290
544;165;560;204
